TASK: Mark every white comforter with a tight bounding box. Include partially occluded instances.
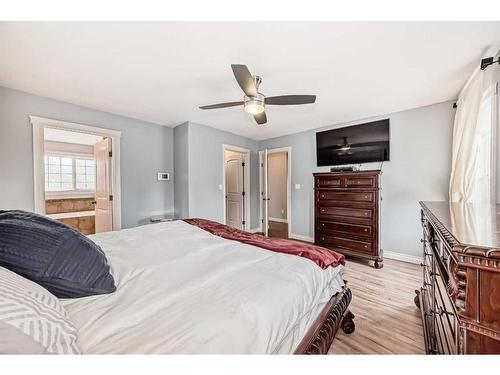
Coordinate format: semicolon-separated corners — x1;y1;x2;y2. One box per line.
62;220;344;354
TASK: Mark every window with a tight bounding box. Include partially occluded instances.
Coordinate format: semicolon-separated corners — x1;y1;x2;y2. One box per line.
44;155;95;193
75;159;96;190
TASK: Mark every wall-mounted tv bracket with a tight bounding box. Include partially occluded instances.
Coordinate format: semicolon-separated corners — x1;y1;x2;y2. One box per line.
480;56;500;71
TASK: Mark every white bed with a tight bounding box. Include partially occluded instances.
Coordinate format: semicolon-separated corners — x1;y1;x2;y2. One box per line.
62;220;344;354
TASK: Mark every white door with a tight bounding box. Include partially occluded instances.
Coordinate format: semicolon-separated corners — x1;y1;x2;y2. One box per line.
225;152;245;230
259;149;270;236
94;138;113;233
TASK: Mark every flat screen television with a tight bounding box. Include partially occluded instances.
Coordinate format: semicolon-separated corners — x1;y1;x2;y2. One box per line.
316;119;390;166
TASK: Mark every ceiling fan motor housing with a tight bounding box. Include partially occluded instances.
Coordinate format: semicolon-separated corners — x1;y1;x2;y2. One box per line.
244;92;265;114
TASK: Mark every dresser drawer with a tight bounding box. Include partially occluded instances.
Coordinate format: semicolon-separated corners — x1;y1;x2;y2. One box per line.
316;176;342;188
434;272;457;354
317;191;375;204
345;176;377;188
317;235;373;254
318;220;374;237
318;206;373;220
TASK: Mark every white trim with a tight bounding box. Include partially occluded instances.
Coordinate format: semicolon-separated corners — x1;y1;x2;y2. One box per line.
384;251;422;265
260;146;292;238
269;217;288;223
30;116;122;138
45;150;94;159
46;210;95;220
32;121;45;214
258;150;264;233
248;227;261;233
222;144;251;231
290;233;314;243
45;191;95;199
30;116;122;231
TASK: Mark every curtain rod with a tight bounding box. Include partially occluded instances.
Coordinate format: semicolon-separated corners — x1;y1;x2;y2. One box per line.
453;55;499;109
481;56;500;70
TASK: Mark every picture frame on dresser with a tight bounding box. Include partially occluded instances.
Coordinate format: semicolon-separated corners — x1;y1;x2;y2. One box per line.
313;170;383;268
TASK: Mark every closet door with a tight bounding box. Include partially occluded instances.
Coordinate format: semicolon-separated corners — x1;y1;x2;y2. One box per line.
259;149;270;236
94;138;113;233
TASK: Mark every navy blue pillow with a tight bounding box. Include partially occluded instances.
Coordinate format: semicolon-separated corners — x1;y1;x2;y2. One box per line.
0;210;116;298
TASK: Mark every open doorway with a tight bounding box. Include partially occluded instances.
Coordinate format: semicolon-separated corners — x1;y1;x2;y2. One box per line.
31;116;122;234
259;147;292;238
222;145;250;231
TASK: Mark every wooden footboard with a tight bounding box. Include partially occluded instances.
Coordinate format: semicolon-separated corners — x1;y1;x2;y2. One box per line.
294;286;354;354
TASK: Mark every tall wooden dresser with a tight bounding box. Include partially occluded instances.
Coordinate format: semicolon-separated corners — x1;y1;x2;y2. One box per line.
313;170;383;268
416;201;500;354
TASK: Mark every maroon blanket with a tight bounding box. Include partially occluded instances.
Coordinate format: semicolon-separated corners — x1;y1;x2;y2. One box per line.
183;218;345;269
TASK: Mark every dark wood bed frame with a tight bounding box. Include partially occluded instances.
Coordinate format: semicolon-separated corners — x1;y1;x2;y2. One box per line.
295;285;355;354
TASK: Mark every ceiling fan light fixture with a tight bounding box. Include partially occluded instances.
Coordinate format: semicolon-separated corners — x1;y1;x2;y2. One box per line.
244;101;265;114
243;94;265;115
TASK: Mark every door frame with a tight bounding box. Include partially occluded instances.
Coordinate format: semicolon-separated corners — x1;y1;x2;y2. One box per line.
222;144;251;231
30;115;122;231
259;146;292;238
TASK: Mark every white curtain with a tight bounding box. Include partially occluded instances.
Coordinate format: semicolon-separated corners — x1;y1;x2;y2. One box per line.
449;70;485;202
449;47;500;204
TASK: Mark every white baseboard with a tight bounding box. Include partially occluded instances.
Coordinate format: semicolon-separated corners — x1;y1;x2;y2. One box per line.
384;251;422;265
290;233;314;243
257;229;422;265
249;227;261;233
269;217;288;223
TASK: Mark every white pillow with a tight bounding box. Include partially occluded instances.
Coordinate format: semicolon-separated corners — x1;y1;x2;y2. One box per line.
0;266;80;354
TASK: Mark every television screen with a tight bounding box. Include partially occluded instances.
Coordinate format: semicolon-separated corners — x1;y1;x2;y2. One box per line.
316;119;390;166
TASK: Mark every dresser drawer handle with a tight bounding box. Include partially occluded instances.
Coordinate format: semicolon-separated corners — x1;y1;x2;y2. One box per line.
321;209;325;213
320;194;325;198
364;213;368;216
321;237;325;241
364;228;368;231
321;223;325;227
364;245;368;248
364;195;368;199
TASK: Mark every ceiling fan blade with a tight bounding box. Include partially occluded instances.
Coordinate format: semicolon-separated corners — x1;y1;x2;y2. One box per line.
199;101;244;110
265;95;316;105
253;111;267;125
231;64;258;97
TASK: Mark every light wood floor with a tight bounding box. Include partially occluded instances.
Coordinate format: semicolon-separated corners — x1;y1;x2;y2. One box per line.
328;257;425;354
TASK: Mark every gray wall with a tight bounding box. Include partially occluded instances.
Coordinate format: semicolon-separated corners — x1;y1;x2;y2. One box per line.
181;122;260;230
173;122;189;218
0;86;174;228
0;85;455;256
259;101;455;257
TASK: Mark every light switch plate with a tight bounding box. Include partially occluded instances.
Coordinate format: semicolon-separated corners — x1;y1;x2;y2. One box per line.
157;172;170;181
295;184;301;189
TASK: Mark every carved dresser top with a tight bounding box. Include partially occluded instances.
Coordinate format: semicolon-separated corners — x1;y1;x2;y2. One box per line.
420;201;500;259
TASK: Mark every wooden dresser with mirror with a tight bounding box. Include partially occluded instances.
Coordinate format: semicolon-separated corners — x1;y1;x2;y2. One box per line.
416;201;500;354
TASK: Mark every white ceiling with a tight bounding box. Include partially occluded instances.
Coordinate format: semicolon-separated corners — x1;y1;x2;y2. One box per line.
44;128;102;145
1;22;499;140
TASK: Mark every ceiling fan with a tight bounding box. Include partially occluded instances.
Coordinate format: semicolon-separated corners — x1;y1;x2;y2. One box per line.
199;64;316;125
333;137;353;156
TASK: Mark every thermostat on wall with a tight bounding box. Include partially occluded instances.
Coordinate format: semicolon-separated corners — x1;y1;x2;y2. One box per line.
157;172;170;181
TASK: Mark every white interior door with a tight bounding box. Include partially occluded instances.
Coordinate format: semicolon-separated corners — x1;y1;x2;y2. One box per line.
94;138;113;233
259;149;270;236
225;152;245;230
